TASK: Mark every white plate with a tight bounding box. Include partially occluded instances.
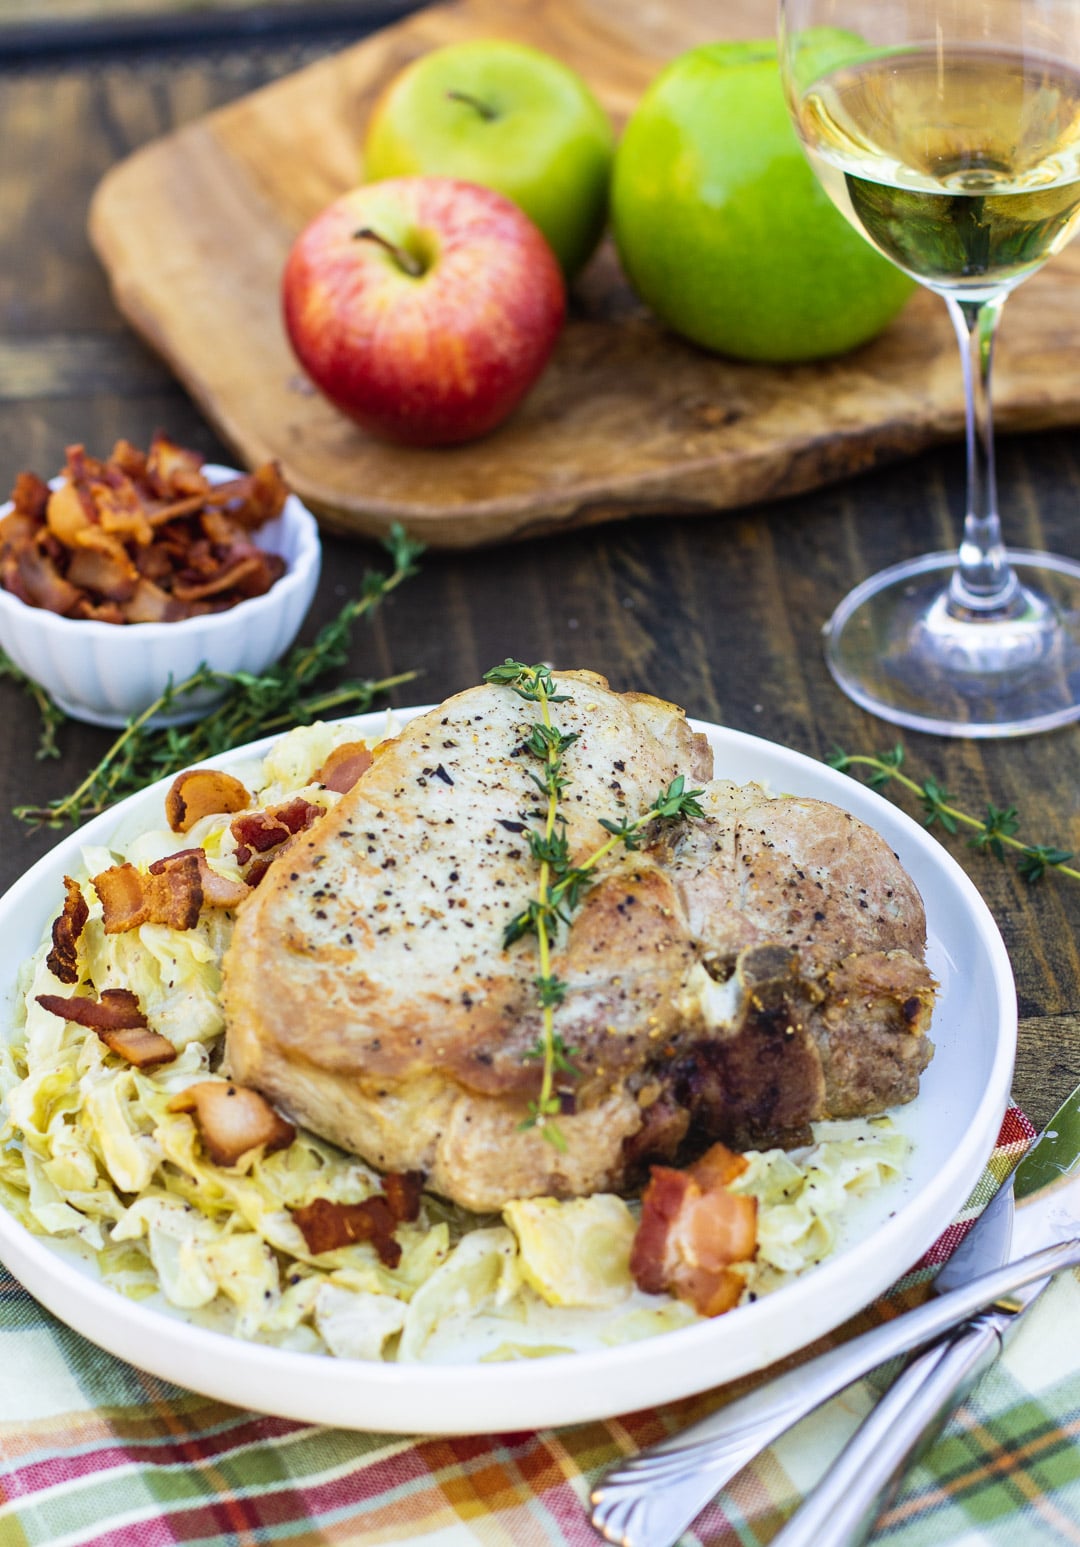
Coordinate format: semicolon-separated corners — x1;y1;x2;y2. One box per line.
0;710;1016;1435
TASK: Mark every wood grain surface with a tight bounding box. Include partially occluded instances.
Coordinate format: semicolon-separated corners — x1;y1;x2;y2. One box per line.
4;16;1080;1137
87;0;1080;548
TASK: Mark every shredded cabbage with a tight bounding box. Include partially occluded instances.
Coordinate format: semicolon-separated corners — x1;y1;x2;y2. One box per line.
0;722;911;1362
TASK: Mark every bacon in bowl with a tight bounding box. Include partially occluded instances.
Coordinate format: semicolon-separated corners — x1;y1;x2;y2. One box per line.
0;437;321;726
1;436;288;623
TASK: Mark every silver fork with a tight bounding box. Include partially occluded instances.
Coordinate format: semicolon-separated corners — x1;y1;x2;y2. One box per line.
589;1235;1080;1547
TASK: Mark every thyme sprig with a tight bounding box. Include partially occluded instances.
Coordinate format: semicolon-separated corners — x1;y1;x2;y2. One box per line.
12;523;423;828
484;659;705;1148
828;743;1080;885
0;655;65;760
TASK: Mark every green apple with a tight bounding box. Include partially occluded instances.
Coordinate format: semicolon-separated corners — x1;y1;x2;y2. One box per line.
363;39;615;279
611;39;915;362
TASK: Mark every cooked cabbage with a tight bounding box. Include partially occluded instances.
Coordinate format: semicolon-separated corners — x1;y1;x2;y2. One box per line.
0;723;910;1362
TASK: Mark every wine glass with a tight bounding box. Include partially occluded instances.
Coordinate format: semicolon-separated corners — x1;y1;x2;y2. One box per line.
779;0;1080;736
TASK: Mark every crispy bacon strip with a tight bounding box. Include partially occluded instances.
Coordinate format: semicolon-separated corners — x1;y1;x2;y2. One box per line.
93;473;154;548
2;438;290;623
37;986;176;1065
165;768;252;833
46;875;89;985
170;550;283;604
145;433;209;499
316;741;373;794
38;981;179;1068
230;815;289;864
94;847;250;933
231;797;322;866
93;854;203;933
382;1170;424;1224
45;479;94;546
108;438;148;482
630;1143;758;1318
13;542;83;615
37;986;146;1030
96;1026;178;1068
148;848;250;909
291;1173;424;1265
122;576;181;623
205;461;288;528
145;494;207;526
66;540;140;602
167;1080;295;1167
11;471;50;521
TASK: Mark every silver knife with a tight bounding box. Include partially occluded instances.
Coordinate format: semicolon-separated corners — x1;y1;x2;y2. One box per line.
769;1082;1080;1547
590;1088;1080;1547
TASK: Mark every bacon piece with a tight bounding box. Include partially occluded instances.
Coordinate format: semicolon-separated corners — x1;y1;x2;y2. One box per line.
165;768;252;833
146;433;209;500
108;439;148;482
71;597;125;624
268;796;323;836
93;854;203;933
230;797;322;866
66;540;140;602
39;986;179;1071
91;472;153;548
93;847;249;932
630;1143;758;1317
96;1026;178;1068
0;508;39;551
148;848;250;909
231;814;290;864
206;461;288;529
145;493;207;527
167;1080;295;1167
122;576;179;623
46;875;89;985
316;741;373;794
37;986;146;1030
3;440;290;623
291;1172;424;1265
198;507;246;548
170;550;283;604
14;542;83;616
11;471;50;522
382;1169;424;1224
45;479;94;547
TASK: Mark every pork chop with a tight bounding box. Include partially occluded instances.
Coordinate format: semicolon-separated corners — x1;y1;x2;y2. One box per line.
223;671;933;1210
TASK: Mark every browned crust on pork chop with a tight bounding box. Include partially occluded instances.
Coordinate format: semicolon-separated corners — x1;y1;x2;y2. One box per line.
223;672;933;1210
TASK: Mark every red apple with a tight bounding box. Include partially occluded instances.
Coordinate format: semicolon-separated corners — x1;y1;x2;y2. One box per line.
282;176;566;446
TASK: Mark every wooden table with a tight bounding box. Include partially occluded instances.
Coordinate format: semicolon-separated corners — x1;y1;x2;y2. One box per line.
2;4;1080;1138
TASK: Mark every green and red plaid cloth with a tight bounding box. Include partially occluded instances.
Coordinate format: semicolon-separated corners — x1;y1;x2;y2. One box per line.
1;1106;1078;1547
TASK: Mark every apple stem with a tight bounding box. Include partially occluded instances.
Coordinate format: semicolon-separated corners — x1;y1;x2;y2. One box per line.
445;88;498;122
353;226;425;278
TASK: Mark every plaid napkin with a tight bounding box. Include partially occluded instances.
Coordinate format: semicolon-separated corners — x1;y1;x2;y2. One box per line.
1;1106;1078;1547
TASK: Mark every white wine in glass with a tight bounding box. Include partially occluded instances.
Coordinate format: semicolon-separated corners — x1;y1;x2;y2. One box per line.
780;1;1080;736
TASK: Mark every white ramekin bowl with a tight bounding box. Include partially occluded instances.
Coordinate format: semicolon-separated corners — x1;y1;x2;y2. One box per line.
0;463;321;727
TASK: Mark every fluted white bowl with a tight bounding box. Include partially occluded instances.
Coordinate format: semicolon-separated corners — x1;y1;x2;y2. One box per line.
0;463;321;727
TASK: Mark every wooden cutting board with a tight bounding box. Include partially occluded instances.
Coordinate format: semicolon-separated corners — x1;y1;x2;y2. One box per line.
88;0;1080;548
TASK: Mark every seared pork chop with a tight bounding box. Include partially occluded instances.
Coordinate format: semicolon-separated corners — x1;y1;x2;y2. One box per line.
223;672;933;1210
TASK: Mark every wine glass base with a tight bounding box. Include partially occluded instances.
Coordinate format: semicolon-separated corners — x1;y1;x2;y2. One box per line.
824;549;1080;738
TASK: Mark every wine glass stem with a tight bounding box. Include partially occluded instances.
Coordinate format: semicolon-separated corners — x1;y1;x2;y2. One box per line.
944;292;1022;617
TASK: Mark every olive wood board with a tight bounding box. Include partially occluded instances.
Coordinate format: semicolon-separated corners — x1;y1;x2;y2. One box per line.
88;0;1080;549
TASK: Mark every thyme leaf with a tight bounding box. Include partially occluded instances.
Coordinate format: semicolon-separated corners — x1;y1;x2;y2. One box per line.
829;743;1079;886
487;660;705;1147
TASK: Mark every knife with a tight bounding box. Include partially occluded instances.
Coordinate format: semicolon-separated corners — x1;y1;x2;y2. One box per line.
590;1086;1080;1547
765;1081;1080;1547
